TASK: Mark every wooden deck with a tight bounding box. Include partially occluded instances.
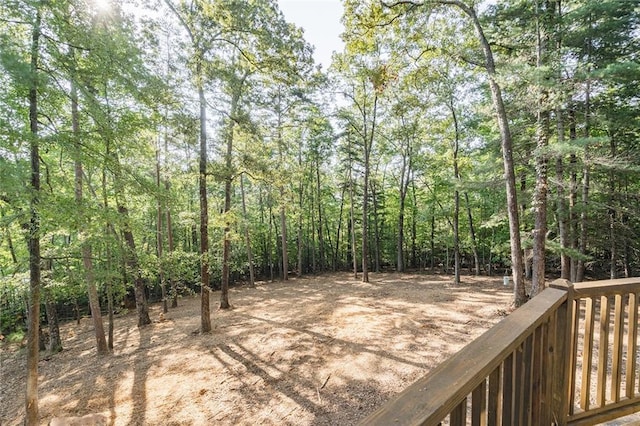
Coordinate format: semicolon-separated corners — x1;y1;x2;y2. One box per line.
360;278;640;426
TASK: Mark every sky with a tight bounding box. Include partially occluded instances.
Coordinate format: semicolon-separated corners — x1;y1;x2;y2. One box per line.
277;0;344;70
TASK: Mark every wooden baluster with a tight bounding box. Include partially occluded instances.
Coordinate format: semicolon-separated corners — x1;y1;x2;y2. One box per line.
488;365;502;425
450;397;467;426
522;334;534;425
472;379;487;426
611;293;624;402
581;297;596;410
597;295;610;406
627;292;638;399
568;297;580;416
550;278;574;424
532;323;545;425
503;353;514;425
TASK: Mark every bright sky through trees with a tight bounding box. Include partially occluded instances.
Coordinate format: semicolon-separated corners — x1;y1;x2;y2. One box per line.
278;0;344;69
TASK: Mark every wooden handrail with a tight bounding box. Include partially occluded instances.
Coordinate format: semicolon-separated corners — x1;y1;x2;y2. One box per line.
361;287;569;425
360;277;640;426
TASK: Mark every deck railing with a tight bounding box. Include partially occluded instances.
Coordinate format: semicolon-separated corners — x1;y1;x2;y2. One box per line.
361;277;640;426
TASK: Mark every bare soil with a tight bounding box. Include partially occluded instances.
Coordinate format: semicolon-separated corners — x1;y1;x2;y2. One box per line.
1;272;514;425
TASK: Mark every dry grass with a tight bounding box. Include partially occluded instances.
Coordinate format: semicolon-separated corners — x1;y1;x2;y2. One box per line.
1;272;514;425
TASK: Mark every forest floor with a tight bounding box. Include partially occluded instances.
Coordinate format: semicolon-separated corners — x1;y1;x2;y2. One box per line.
1;272;517;425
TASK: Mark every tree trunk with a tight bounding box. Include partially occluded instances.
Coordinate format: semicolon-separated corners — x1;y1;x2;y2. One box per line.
576;78;591;283
297;183;304;277
568;108;578;282
165;1;212;331
334;186;346;271
156;142;168;313
240;175;255;286
45;297;62;354
70;75;109;352
280;201;288;281
267;198;275;282
397;143;411;273
197;62;211;331
555;118;570;280
70;41;109;355
450;101;461;285
118;203;151;327
609;137;617;279
397;191;406;273
26;8;42;424
450;1;526;305
362;94;378;283
371;178;381;273
430;213;436;271
316;162;325;272
411;182;418;269
349;173;358;279
220;88;241;310
464;193;481;275
531;0;551;296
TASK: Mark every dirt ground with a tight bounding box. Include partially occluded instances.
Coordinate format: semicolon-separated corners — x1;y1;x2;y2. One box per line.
1;272;515;425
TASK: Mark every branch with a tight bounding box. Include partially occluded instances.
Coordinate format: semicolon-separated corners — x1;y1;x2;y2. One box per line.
163;0;196;44
41;32;90;51
0;17;30;25
382;0;424;7
375;3;419;27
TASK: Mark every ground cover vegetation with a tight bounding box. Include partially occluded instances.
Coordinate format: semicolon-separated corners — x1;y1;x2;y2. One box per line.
0;0;638;423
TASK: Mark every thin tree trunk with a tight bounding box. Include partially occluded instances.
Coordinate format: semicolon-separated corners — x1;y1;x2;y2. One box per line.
240;175;255;286
397;139;411;273
411;182;418;269
298;187;304;277
531;0;551;296
554;0;570;281
349;173;358;279
1;208;18;265
450;101;461;285
316;161;325;272
166;202;177;307
220;90;241;310
609;137;617;279
568;108;578;282
310;196;316;272
334;186;346;271
464;193;481;275
362;94;378;283
156;141;168;313
555;126;570;280
197;62;211;330
430;213;436;271
462;1;526;305
26;8;42;423
397;190;406;273
276;93;288;282
280;201;288;281
118;203;151;327
371;178;381;273
165;1;211;331
576;77;591;283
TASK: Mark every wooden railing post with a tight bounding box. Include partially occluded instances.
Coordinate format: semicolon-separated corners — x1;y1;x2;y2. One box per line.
549;279;574;426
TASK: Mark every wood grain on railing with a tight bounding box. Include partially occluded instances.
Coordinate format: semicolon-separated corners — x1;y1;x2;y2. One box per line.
360;288;568;426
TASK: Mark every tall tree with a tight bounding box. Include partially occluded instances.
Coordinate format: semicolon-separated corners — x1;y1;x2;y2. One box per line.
164;0;212;332
25;3;42;423
383;0;526;304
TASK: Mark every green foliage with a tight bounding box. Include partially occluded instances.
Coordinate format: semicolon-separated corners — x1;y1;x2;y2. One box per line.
1;0;639;336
